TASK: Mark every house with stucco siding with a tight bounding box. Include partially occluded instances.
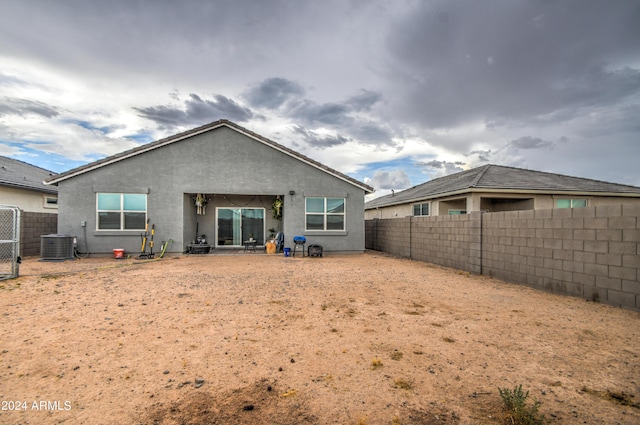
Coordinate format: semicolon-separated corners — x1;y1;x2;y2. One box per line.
0;155;58;213
365;164;640;219
45;120;373;256
0;156;58;256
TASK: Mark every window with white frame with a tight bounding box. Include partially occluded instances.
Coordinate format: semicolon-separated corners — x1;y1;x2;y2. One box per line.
97;193;147;230
305;197;345;231
413;203;430;216
43;195;58;209
556;198;587;208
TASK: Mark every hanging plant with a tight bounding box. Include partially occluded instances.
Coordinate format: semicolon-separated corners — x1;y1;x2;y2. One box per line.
272;196;283;221
195;193;208;215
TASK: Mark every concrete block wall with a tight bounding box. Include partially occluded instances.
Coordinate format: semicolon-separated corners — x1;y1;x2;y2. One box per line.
364;219;375;250
482;205;640;311
409;212;481;273
367;216;411;258
20;211;58;257
365;204;640;311
366;213;481;273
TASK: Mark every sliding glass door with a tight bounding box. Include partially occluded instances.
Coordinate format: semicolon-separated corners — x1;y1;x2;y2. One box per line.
217;208;241;246
216;208;264;247
241;209;264;244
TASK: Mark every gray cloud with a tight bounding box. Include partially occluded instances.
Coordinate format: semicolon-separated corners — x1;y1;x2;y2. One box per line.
284;93;391;145
573;103;640;138
1;0;638;189
291;125;350;148
243;78;305;109
285;89;383;126
287;99;351;127
244;77;384;123
286;104;393;146
243;78;392;146
0;74;26;87
345;89;383;112
0;97;59;118
386;0;640;130
368;169;411;190
418;160;465;176
466;135;568;169
466;150;491;163
349;122;394;145
134;93;254;128
0;0;378;94
508;136;554;150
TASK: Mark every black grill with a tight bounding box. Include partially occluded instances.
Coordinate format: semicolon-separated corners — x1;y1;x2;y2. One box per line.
307;244;323;257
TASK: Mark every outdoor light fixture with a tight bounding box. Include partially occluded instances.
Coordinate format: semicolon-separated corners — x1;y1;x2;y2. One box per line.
289;190;295;195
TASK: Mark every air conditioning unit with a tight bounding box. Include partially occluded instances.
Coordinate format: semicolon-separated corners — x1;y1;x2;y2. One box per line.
40;235;75;261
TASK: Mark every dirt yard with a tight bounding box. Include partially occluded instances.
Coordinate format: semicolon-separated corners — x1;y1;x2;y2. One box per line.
0;251;638;424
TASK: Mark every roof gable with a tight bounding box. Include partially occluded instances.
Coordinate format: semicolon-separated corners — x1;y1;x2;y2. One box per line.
45;120;373;193
0;155;58;194
365;164;640;209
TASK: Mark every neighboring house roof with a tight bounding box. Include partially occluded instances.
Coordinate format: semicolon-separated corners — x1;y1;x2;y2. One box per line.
45;119;374;193
0;155;58;195
365;164;640;209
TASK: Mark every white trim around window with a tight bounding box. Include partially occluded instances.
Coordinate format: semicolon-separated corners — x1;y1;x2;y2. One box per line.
305;197;346;231
43;195;58;209
413;202;430;216
96;193;147;230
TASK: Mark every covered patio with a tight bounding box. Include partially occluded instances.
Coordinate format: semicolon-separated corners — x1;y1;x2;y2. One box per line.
183;193;285;252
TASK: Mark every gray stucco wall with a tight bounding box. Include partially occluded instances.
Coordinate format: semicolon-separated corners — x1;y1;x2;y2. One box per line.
56;126;366;255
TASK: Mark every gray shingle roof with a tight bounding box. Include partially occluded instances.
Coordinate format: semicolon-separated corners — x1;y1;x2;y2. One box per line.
0;156;57;194
45;119;374;193
365;164;640;209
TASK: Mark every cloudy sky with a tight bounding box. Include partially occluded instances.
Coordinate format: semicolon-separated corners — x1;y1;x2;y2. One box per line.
1;0;639;198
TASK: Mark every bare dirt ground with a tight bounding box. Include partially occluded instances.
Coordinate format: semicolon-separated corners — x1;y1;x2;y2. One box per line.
0;251;638;425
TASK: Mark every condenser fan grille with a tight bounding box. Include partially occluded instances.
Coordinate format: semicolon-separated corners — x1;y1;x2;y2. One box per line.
40;235;75;261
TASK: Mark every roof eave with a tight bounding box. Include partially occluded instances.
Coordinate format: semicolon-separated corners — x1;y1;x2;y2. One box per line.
365;188;472;209
1;181;58;195
471;188;640;197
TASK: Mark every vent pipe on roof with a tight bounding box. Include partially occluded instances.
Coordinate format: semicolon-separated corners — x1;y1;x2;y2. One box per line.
391;190;395;196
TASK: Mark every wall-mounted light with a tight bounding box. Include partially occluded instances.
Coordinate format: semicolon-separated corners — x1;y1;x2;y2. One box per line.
289;190;295;196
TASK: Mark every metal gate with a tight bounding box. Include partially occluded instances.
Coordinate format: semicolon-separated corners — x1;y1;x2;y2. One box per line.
0;205;20;280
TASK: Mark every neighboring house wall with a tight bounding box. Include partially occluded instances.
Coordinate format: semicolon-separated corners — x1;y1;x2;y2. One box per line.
0;185;57;213
0;186;58;257
365;204;640;311
57;127;366;254
365;192;640;220
365;203;412;219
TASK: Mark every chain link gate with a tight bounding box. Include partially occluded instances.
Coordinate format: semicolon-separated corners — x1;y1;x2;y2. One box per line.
0;205;21;280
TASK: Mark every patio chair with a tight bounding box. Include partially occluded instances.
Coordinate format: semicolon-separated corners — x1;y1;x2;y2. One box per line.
275;232;284;253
